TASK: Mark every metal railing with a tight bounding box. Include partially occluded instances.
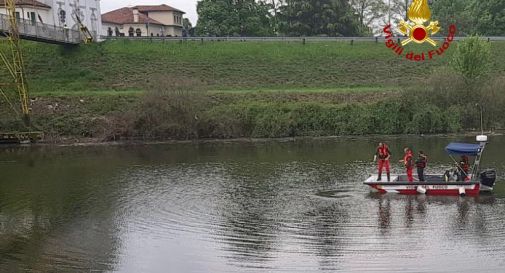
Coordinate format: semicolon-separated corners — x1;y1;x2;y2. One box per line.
0;13;81;44
100;35;505;43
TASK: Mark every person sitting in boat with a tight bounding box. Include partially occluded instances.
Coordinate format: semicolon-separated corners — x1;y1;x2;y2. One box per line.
399;147;414;182
458;155;470;181
415;151;428;182
374;142;391;181
444;169;458;182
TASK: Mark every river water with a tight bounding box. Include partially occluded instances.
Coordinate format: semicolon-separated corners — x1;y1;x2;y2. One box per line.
0;136;504;273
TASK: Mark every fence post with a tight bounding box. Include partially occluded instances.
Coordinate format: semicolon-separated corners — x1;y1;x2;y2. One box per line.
375;37;378;43
303;38;306;45
350;39;354;46
201;38;203;44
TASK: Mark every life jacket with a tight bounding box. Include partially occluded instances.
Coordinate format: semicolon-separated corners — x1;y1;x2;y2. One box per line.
404;151;413;168
377;145;390;160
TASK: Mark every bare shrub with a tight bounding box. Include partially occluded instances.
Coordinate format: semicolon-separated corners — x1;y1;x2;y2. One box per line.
133;77;210;140
99;113;137;141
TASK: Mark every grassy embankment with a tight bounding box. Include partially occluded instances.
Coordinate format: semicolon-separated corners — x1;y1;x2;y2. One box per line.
1;40;505;141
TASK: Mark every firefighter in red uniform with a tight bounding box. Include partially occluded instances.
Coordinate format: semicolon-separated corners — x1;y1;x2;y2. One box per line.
374;142;391;181
400;147;414;182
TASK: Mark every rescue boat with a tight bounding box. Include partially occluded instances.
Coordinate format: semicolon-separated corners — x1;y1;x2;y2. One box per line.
364;135;497;196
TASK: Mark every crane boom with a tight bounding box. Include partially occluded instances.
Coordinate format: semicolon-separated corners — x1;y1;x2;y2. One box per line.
75;13;93;44
72;0;93;44
0;0;31;126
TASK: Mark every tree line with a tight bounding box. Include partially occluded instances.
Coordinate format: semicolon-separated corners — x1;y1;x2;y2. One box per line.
194;0;505;37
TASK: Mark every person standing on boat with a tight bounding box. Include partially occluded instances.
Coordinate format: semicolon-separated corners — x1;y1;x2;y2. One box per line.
374;142;392;181
415;151;428;182
458;155;470;181
400;147;414;182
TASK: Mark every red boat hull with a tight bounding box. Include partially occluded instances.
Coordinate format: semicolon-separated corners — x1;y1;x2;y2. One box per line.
368;183;481;196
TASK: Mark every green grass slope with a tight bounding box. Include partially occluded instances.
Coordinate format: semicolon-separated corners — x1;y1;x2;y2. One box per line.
9;40;505;94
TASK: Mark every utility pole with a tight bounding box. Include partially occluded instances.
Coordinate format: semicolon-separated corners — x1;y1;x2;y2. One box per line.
388;0;391;26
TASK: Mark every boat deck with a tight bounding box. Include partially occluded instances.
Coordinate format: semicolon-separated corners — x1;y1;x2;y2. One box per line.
364;174;477;186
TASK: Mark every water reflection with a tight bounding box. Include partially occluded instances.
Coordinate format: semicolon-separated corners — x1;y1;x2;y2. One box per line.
0;147;124;272
367;192;503;243
377;195;391;232
0;136;504;272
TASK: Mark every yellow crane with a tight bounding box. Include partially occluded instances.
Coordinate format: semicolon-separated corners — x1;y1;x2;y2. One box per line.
75;11;94;44
0;0;30;127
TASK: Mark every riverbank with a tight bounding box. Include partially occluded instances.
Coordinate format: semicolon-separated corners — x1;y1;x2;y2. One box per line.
1;87;503;143
27;131;504;148
1;40;505;142
0;87;483;143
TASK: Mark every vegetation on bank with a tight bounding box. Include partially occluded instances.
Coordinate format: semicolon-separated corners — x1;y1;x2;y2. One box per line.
0;39;504;141
3;40;505;94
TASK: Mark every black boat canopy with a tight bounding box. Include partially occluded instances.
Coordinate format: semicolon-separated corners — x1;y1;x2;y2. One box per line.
445;143;482;156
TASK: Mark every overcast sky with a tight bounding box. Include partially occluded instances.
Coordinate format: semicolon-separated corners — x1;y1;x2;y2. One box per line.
101;0;199;25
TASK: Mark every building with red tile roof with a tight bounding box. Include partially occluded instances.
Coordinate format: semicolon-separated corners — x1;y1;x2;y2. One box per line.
102;4;185;37
0;0;51;9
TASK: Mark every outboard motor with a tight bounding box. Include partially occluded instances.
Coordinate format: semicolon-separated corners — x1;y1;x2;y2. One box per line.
480;169;497;189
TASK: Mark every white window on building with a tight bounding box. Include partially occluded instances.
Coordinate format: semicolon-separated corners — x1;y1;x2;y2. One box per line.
27;12;36;25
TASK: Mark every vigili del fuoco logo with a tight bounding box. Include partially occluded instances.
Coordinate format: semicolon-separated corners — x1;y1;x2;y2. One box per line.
383;0;456;61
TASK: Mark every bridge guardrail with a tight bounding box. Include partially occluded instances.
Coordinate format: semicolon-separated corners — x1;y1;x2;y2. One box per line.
100;35;505;43
0;13;81;44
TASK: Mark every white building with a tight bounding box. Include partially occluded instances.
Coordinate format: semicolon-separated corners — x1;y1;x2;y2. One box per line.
101;4;185;37
0;0;102;40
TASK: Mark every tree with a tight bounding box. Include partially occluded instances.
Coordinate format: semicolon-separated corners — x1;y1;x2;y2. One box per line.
467;0;505;36
278;0;364;36
431;0;474;36
349;0;412;35
350;0;388;34
391;0;410;22
182;18;193;37
450;36;491;84
196;0;274;36
431;0;505;36
266;0;285;34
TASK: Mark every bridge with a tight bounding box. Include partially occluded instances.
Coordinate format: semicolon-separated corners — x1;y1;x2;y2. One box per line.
0;13;81;45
